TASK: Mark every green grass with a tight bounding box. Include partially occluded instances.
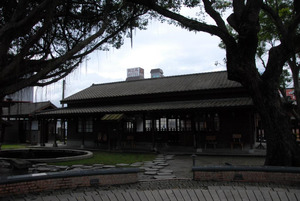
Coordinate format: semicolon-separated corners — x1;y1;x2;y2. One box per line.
1;144;28;150
50;151;156;166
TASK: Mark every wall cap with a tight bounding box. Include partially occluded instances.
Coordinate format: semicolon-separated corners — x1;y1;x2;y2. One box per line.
192;165;300;173
0;168;139;185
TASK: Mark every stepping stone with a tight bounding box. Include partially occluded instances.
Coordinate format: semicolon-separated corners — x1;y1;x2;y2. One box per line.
139;167;146;171
116;163;129;167
152;165;164;169
159;169;173;173
0;161;11;168
37;167;52;172
34;163;47;167
144;163;156;167
154;175;176;179
28;168;35;173
103;165;116;168
56;166;68;170
69;168;83;171
157;172;172;176
131;162;143;167
93;164;104;168
165;155;175;160
49;168;59;172
144;171;157;175
157;163;169;166
145;168;159;171
130;164;141;167
71;164;84;168
92;166;103;169
82;166;93;169
154;159;166;162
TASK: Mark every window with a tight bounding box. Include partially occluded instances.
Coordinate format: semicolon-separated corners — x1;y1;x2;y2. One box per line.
145;120;152;131
78;118;93;133
186;120;192;131
199;122;206;131
126;122;134;132
85;118;93;132
160;118;167;131
168;119;176;131
180;120;185;131
31;120;39;131
155;119;160;131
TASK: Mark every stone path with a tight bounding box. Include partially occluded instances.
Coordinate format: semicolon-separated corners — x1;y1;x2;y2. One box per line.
140;154;176;180
27;154;178;181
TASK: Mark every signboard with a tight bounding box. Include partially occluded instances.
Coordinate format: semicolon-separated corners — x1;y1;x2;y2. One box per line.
127;67;144;78
286;89;296;101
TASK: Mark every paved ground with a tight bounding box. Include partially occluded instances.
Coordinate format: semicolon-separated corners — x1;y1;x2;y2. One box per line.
6;180;300;201
4;154;300;201
140;154;265;180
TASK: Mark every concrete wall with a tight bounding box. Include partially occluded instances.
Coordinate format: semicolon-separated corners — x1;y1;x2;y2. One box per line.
193;166;300;185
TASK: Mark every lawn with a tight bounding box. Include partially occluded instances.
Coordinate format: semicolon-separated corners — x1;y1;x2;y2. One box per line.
50;151;156;166
1;144;28;150
1;144;156;166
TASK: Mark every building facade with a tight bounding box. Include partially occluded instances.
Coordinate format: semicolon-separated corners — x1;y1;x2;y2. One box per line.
38;71;258;151
2;101;57;144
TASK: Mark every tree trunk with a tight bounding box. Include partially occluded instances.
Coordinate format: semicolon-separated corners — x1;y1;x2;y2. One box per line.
259;97;300;166
226;44;300;166
247;78;300;166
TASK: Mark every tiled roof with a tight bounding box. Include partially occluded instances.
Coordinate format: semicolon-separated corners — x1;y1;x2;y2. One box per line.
63;71;242;102
38;97;253;117
2;101;56;116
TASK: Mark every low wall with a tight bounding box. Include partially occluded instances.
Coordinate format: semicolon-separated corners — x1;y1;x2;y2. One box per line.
193;165;300;185
0;168;139;197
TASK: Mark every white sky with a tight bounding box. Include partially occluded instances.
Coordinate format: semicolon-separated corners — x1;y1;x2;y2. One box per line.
35;17;227;107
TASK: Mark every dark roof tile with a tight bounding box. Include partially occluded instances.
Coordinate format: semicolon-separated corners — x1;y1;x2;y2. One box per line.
39;98;252;116
63;71;241;102
2;101;56;116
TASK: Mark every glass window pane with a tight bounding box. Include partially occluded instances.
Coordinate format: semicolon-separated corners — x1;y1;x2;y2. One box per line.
85;118;93;133
180;120;185;131
186;120;192;131
155;119;160;131
160;118;167;131
168;119;176;131
146;120;152;131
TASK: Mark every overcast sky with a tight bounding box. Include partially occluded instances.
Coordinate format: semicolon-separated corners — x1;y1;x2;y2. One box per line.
35;17;227;107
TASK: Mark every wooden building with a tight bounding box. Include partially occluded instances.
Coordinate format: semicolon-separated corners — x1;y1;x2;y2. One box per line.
38;71;256;151
2;101;57;144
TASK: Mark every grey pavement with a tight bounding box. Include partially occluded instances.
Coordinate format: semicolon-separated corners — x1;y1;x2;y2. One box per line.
4;179;300;201
3;154;300;201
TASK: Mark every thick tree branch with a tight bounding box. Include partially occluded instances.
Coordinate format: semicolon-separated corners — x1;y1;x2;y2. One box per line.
0;2;146;96
202;0;228;33
0;0;55;43
127;0;236;48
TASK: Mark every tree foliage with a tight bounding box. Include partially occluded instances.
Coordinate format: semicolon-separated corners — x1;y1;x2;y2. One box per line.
127;0;300;166
0;0;148;98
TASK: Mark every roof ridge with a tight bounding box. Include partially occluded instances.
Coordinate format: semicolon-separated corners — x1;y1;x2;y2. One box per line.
91;70;227;87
